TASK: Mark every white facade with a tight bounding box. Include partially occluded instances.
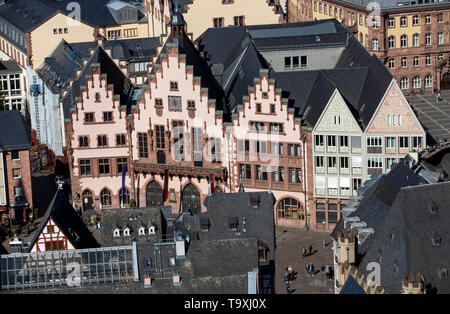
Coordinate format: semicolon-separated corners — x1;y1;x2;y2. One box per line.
26;66;64;157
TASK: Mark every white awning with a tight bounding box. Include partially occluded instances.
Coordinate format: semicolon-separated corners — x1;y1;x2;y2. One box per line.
328;177;338;188
315;176;326;188
352;156;362;168
340;177;351;188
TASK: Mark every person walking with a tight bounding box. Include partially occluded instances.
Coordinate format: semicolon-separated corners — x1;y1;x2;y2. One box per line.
283;270;289;283
286;282;292;294
305;264;310;277
302;247;307;258
287;265;293;282
320;264;326;279
310;263;315;276
309;244;313;256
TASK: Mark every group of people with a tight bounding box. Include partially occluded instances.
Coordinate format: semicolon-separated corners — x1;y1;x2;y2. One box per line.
284;265;294;294
302;244;313;258
434;88;442;102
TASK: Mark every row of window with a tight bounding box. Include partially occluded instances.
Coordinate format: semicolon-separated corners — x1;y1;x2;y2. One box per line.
237;140;301;156
387;33;444;49
106;28;139;40
249;121;283;133
315;135;422;148
0;74;21;97
387;14;443;28
83;188;130;207
400;76;434;90
79;157;128;176
388;55;442;69
213;15;245;28
53;28;68;35
84;111;114;123
78;134;126;148
284;56;308;69
239;163;302;183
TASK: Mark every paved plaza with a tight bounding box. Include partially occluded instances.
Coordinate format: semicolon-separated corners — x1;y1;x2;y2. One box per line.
275;227;335;294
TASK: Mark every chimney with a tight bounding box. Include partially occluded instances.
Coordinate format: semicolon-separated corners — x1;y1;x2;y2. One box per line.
172;274;182;286
175;234;186;259
401;273;424;294
10;236;23;253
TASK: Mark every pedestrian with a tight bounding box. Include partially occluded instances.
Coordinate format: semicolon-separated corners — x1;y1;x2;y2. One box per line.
305;264;310;277
328;266;334;280
286;282;291;294
283;270;289;283
302;247;307;258
309;244;313;256
97;222;101;232
438;91;442;102
320;264;326;278
287;265;293;282
311;263;315;276
324;265;329;279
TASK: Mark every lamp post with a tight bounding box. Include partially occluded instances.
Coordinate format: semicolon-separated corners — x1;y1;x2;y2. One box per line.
226;131;231;193
128;125;135;207
302;134;308;231
323;220;327;248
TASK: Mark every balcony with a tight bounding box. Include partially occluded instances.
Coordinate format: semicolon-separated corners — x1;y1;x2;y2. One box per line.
132;161;227;181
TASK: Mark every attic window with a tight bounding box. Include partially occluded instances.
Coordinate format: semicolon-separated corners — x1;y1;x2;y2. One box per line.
113;228;121;237
139;227;146;236
258;246;267;261
429;204;437;214
251;200;259;208
438;268;448;280
200;217;209;232
431;236;441;247
149;226;156;235
123;228;131;237
262;92;268;99
229;217;238;231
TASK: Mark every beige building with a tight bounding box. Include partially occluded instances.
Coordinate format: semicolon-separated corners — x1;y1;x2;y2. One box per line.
177;0;287;40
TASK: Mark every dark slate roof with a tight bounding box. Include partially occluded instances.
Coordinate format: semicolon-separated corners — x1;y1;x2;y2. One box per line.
0;0;147;33
0;110;31;152
0;60;22;73
339;274;366;294
335;34;372;68
175;191;276;267
422;146;450;179
62;45;135;121
182;238;259;279
28;185;99;251
327;0;450;10
101;207;167;247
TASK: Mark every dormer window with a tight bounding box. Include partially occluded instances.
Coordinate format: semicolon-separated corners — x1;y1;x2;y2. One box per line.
229;217;238;231
149;226;156;235
113;228;121;237
251;200;259;208
200;217;209;232
139;227;146;236
123;228;131;237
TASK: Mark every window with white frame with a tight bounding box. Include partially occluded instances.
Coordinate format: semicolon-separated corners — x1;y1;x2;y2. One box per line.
386;158;396;170
334;115;341;125
388;18;395;28
113;228;121;237
413;76;421;89
392;114;397;126
327;135;336;147
400;77;409;90
399;136;409;148
413;34;419;47
389;58;395;69
400;34;407;48
123;228;130;236
400;16;407;27
387;114;391;126
401;57;407;68
425;75;433;88
388;36;395;49
315;135;324;147
413;136;422;148
372;38;379;50
149;226;156;235
412;15;419;25
139;227;146;235
367;136;382;146
426;55;432;66
425;33;431;45
386;137;396;148
413;56;419;67
425;15;431;24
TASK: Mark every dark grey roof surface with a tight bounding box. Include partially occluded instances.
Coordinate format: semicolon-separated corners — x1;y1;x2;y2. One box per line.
175;191;276;267
28;186;99;251
0;110;31;151
330;0;450;10
0;60;22;73
62;45;135;121
101;207;167;247
339;274;366;294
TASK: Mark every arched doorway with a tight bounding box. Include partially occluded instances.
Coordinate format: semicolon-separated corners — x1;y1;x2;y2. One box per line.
182;183;201;214
441;72;450;90
277;197;304;220
146;181;163;206
82;189;94;211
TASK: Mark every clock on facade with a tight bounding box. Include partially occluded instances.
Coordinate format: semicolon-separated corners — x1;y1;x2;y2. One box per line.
168;96;182;111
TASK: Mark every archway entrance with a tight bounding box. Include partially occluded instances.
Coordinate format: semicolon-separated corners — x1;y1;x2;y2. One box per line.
441;72;450;90
182;183;201;214
146;181;163;206
276;197;304;220
82;190;94;211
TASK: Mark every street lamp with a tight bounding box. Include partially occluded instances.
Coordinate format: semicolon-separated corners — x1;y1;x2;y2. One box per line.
323;220;326;248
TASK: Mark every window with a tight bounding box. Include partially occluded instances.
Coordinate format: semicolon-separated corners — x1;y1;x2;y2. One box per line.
256;103;261;113
388;18;395;28
328;156;337;168
425;15;431;24
11;150;19;160
437;14;443;23
155;125;165;149
85;113;94;123
400;16;407;27
103;111;112;122
413;76;421;89
372;19;379;29
315;135;324;146
301;56;307;68
413;56;419;67
95;93;101;102
401;57;407;68
271;142;284;155
47;226;55;233
425;33;431;45
9;74;20;95
389;58;395;69
284;57;291;69
386;137;396;148
413;137;422;148
339;136;349;147
386;158;396;170
368;157;382;168
119;188;130;206
107;30;121;39
425;75;433;88
98;158;110;174
288;168;301;184
12;168;21;179
292;56;299;68
400;35;407;48
438;33;443;45
97;135;107;147
269;123;283;133
272;166;285;182
316;156;324;168
100;189;111;206
334;115;341;125
340;157;349;169
412;15;419;25
45;240;65;251
79;136;89;148
400;77;409;90
353;178;362;193
155;98;163;107
79;159;91;176
388;36;395;49
372;39;378;50
173;122;184;161
399;137;409;148
187;100;195;109
270;104;275;113
233;15;244;26
64;28;68;34
327;135;336;147
116;134;126;146
426;55;431;66
170;81;178;91
254;141;267;155
438;54;443;61
117;157;127;174
213;18;224;28
138;133;149;158
239;163;252;179
210;138;221;163
277;198;304;220
413;34;419;47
